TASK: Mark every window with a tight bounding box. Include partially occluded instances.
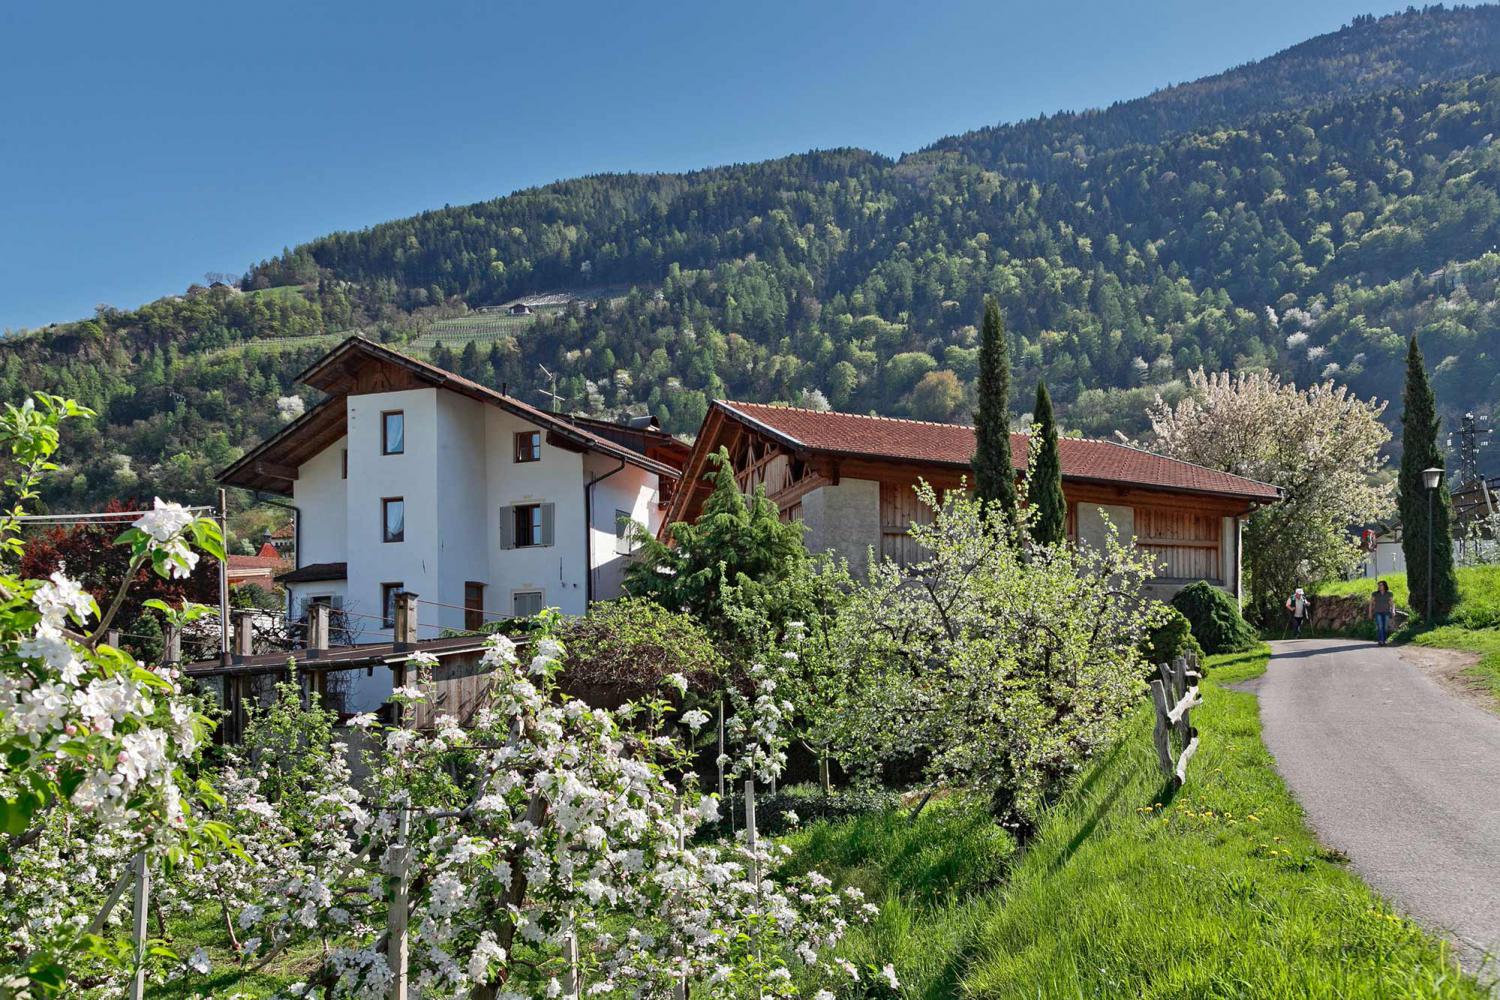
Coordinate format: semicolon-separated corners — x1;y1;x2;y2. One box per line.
514;430;541;463
614;509;633;556
382;498;405;543
381;583;404;629
513;590;544;618
464;581;485;632
500;502;554;548
382;411;405;455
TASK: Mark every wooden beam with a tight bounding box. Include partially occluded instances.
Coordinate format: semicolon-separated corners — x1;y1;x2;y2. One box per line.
254;460;298;482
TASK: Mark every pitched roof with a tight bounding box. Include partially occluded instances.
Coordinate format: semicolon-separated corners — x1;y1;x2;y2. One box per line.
219;336;681;493
715;400;1280;502
227;554;286;571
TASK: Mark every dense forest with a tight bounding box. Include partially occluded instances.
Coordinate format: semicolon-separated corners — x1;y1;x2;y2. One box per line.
6;5;1500;511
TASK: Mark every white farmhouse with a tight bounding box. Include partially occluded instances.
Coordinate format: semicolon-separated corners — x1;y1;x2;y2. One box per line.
220;336;684;657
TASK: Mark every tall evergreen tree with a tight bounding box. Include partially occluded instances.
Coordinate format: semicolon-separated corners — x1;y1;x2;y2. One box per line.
972;297;1016;517
1029;380;1067;545
1399;335;1459;620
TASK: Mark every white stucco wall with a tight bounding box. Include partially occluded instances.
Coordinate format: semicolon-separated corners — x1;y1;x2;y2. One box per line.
586;455;660;600
485;406;589;616
345;388;441;640
800;479;880;573
435;391;491;630
291;435;347;567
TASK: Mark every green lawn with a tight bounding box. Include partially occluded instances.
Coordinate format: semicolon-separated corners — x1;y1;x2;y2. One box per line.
784;648;1489;999
1316;564;1500;704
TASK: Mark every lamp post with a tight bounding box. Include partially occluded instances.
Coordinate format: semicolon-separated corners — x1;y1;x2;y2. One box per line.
1422;466;1444;623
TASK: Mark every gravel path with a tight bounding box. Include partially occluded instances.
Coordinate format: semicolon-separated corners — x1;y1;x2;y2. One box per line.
1257;638;1500;980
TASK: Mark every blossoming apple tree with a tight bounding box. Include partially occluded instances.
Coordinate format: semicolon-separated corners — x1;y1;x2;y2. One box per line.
0;395;228;994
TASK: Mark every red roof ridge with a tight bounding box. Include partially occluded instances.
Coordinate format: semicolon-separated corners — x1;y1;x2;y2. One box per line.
718;399;973;434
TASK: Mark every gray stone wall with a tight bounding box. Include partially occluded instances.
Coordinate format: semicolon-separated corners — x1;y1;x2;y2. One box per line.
800;478;881;574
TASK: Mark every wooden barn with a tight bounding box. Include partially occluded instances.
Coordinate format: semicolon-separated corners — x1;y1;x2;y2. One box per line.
665;401;1281;602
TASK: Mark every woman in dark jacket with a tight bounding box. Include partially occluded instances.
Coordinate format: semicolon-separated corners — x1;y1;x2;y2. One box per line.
1369;580;1395;646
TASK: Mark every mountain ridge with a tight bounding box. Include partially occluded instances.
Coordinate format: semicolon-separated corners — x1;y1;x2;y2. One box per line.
6;5;1500;512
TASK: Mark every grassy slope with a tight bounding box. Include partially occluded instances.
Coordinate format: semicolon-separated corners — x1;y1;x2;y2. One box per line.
787;648;1488;999
1316;565;1500;704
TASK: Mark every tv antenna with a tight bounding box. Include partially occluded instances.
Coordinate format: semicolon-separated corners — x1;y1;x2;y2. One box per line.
536;364;564;413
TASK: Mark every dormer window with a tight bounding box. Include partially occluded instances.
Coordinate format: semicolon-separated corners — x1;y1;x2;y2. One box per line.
382;411;405;455
515;430;541;463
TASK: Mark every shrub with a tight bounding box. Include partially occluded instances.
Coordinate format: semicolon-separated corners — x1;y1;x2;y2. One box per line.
1171;581;1258;654
1140;604;1204;666
742;782;902;838
558;597;726;699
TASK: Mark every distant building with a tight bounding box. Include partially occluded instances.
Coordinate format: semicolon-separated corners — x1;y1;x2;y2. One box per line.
506;302;532;316
226;542;289;590
666;401;1282;602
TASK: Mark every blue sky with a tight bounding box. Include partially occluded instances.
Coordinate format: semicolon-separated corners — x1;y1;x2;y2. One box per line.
1;0;1417;331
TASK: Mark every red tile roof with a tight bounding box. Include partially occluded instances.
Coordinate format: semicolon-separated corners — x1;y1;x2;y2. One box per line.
716;400;1280;502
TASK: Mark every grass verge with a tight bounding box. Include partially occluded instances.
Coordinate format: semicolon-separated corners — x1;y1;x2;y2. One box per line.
788;647;1489;999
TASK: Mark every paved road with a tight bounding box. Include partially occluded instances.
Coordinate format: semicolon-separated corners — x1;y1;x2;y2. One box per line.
1258;639;1500;976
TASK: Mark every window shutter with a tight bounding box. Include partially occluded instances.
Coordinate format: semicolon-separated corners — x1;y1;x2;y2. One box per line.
499;506;514;549
541;503;555;546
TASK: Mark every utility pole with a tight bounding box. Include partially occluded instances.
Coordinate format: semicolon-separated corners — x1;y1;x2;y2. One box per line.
218;488;231;667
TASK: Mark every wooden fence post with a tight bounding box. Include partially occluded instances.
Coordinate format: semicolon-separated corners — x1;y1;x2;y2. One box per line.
387;808;410;1000
162;624;181;668
128;850;149;1000
671;798;688;1000
1148;679;1175;777
563;919;580;999
744;778;760;895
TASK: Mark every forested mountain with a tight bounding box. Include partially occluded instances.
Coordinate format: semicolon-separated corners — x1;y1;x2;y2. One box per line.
6;5;1500;511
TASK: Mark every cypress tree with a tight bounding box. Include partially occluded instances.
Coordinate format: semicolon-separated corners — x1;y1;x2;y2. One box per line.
972;297;1016;517
1399;335;1459;620
1030;380;1067;545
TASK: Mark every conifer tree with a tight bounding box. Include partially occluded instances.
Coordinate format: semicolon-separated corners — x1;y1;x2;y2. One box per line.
1030;380;1067;545
1399;335;1459;620
972;297;1016;517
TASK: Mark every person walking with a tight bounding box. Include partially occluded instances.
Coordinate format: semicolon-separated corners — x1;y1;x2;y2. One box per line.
1286;587;1311;637
1369;580;1395;646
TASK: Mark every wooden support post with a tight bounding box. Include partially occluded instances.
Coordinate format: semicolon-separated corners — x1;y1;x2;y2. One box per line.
716;698;726;801
106;628;121;650
387;808;410;1000
1148;680;1174;778
308;603;330;657
393;591;419;649
672;798;687;1000
218;488;231;667
234;610;256;660
128;850;149;1000
744;778;760;894
162;624;181;668
563;920;580;1000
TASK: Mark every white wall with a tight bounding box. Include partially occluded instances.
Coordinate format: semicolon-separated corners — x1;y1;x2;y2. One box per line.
586;455;660;600
484;406;589;616
291;435;347;567
435;392;491;630
345;389;441;640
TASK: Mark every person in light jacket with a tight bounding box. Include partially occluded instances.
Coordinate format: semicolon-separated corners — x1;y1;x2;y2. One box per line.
1285;587;1310;637
1369;580;1395;646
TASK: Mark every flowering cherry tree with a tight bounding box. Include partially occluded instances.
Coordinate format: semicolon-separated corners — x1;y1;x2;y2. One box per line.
0;395;227;994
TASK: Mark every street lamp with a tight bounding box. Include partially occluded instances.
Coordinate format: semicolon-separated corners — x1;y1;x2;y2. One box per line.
1423;466;1444;623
